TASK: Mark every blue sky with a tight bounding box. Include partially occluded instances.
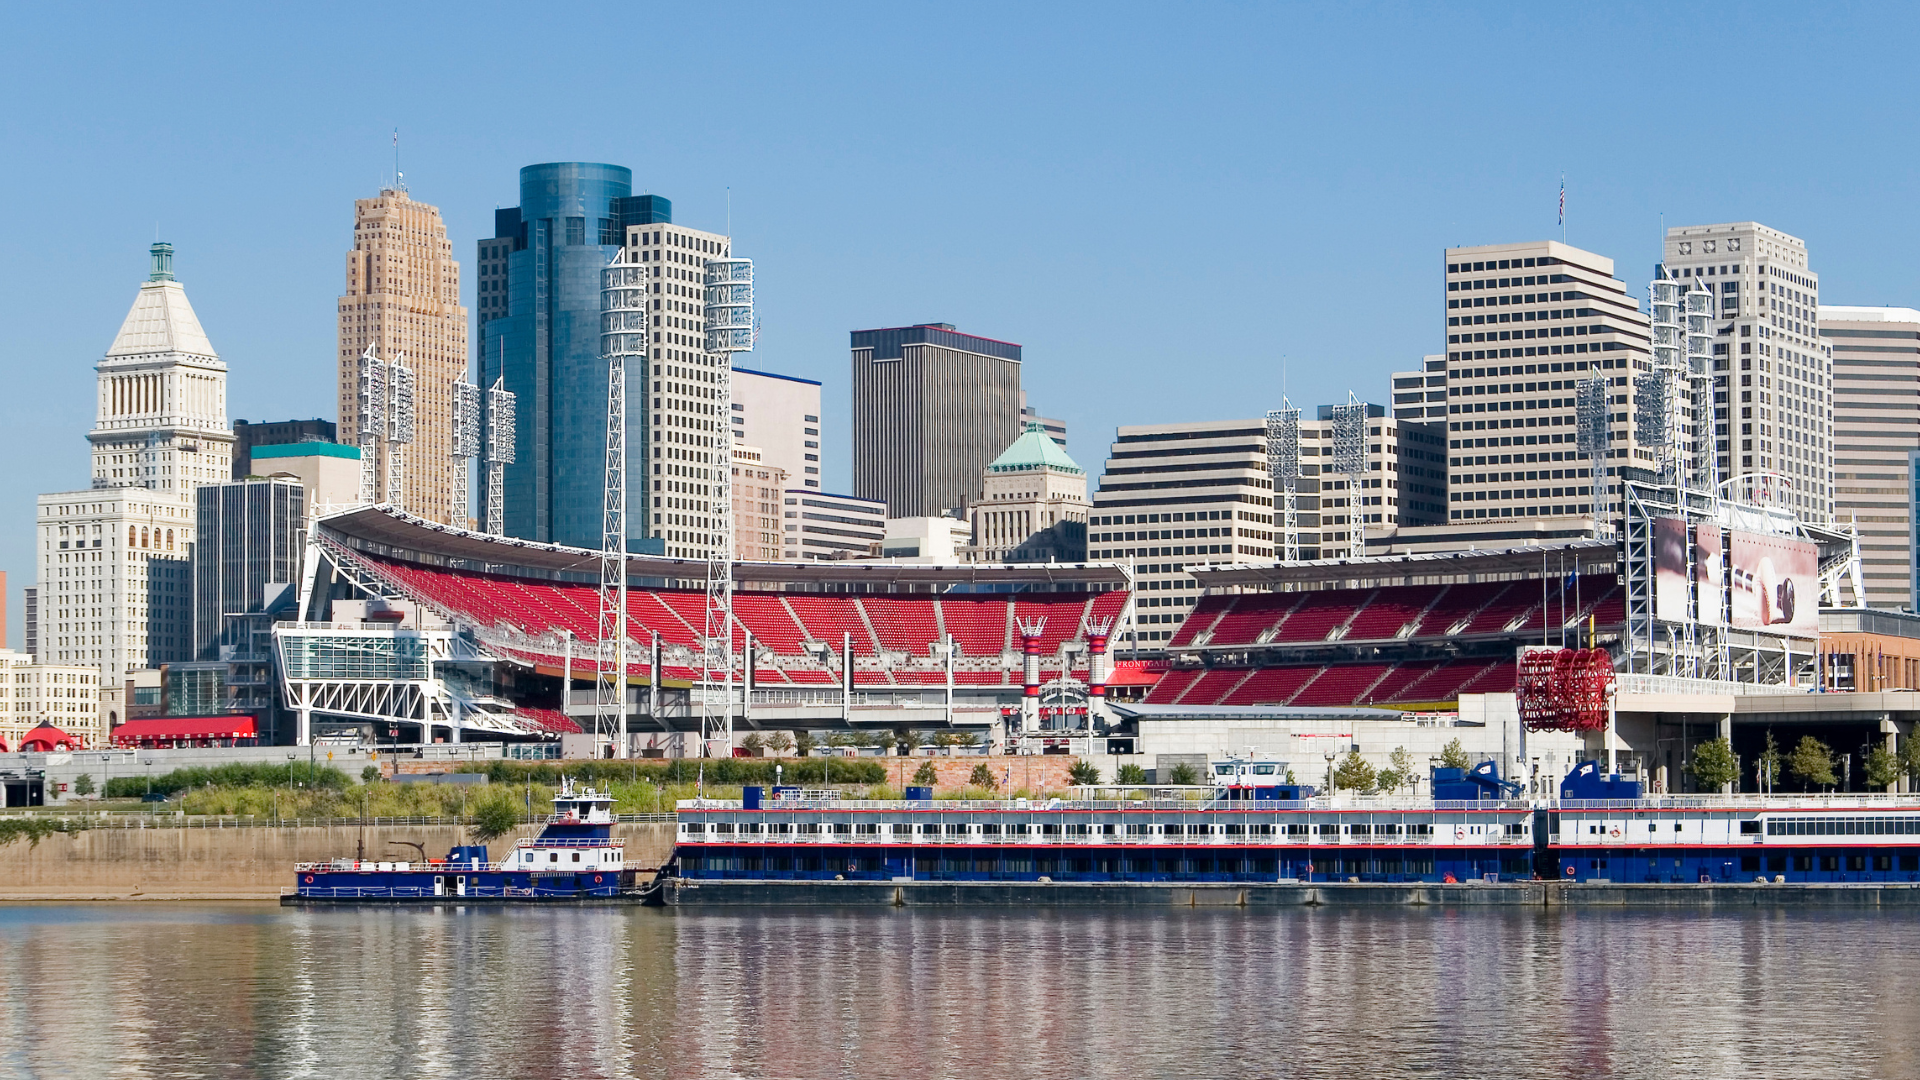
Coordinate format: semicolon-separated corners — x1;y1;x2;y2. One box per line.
1;2;1916;643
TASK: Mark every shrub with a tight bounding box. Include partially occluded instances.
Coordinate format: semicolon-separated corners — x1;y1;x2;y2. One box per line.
1439;738;1471;770
1165;763;1200;786
912;761;938;786
1115;763;1148;785
1865;745;1901;790
70;774;95;797
454;758;885;787
104;763;351;799
968;763;998;791
1067;760;1101;786
1333;751;1377;794
361;765;383;784
469;800;522;843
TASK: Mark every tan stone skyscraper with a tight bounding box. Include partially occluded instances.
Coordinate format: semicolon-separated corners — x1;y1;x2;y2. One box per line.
337;186;467;522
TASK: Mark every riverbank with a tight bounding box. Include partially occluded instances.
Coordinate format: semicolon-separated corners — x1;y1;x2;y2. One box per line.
0;822;676;900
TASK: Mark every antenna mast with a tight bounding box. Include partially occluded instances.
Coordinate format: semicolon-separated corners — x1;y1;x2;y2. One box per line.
702;246;754;757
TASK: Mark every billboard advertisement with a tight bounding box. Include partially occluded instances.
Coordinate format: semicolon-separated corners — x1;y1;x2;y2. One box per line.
1693;523;1724;626
1729;530;1818;635
1653;517;1689;622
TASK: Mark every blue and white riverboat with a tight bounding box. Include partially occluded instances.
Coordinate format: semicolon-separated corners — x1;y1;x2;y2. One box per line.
290;779;631;901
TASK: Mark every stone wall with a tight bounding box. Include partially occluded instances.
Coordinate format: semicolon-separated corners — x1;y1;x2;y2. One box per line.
863;754;1088;794
0;821;676;900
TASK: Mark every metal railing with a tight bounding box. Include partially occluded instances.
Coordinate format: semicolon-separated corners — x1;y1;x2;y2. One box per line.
0;812;675;829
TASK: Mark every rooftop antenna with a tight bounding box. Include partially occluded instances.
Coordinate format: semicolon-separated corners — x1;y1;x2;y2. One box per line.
392;128;405;191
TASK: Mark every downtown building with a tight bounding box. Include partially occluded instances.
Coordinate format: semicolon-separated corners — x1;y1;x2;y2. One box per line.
851;323;1023;519
969;423;1090;563
1661;222;1830;523
732;367;822;492
336;186;468;522
477;164;744;561
37;243;231;729
1441;241;1652;526
1819;305;1920;609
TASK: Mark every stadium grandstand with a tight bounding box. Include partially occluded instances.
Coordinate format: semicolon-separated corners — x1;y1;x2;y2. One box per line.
285;507;1130;749
1146;542;1624;710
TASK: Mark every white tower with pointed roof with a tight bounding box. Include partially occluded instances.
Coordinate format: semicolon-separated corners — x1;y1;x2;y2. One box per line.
89;242;233;497
36;243;228;711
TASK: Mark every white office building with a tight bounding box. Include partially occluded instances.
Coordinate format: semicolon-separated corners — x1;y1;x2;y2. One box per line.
1820;305;1920;608
0;650;101;751
732;366;823;491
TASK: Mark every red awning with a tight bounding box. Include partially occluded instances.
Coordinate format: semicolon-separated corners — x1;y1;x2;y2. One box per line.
21;724;80;751
112;716;258;742
1102;661;1164;688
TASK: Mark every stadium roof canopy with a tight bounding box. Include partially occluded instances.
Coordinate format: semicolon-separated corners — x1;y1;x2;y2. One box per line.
318;506;1129;591
1109;703;1405;721
1192;539;1619;589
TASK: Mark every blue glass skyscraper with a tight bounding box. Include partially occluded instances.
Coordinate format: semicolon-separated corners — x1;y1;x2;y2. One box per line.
476;163;671;549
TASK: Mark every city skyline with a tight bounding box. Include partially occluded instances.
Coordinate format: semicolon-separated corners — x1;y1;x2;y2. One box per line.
7;6;1920;641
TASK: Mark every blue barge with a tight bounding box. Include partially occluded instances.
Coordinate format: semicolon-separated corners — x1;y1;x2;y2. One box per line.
289;781;633;901
669;763;1920;888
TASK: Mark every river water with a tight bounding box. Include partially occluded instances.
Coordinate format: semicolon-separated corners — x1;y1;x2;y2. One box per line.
0;903;1914;1079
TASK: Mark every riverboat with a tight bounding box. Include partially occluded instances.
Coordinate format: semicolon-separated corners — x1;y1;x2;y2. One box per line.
670;761;1920;887
289;779;633;901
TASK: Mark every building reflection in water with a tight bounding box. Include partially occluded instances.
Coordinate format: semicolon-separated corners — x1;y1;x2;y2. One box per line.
0;904;1917;1078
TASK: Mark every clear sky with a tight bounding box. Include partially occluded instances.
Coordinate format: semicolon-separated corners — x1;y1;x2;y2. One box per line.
1;3;1916;644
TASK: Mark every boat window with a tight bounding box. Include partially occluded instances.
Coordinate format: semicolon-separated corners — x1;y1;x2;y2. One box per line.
1739;820;1761;835
946;824;966;835
1253;765;1277;775
572;852;580;862
549;853;559;863
981;824;1002;836
1215;765;1235;776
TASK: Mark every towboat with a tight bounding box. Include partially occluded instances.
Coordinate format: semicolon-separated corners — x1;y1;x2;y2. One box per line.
289;779;633;901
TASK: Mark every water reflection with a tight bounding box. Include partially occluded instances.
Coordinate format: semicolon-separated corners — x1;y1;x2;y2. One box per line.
0;903;1913;1078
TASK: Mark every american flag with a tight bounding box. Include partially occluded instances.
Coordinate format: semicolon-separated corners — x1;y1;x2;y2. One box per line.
1558;178;1565;226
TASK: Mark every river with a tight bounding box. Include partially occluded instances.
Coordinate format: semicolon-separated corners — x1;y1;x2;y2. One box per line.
0;903;1912;1078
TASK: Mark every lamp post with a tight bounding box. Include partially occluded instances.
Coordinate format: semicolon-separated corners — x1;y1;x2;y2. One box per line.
1324;750;1337;795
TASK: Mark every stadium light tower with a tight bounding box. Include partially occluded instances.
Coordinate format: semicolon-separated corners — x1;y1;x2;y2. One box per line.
701;253;754;756
1330;393;1369;560
598;250;648;758
451;379;481;526
1266;400;1301;562
1576;375;1611;538
355;347;385;505
484;378;516;534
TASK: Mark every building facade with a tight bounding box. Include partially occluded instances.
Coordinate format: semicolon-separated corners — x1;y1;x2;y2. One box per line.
193;478;305;660
336;187;467;522
851;323;1022;518
1663;223;1829;523
969;423;1089;563
1443;241;1651;525
22;587;36;660
0;651;101;750
39;242;225;687
1819;306;1920;609
731;444;789;562
732;367;823;492
248;442;361;511
231;418;335;479
784;490;886;560
1391;355;1449;423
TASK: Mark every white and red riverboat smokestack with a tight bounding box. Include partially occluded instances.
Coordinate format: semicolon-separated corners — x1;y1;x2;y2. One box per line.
1015;616;1046;735
1083;615;1113;723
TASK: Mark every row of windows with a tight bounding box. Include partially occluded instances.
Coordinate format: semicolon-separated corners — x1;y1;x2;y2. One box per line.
1452;343;1619;361
1447;256;1565;273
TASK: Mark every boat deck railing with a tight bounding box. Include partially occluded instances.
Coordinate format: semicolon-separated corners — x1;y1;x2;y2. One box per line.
513;836;625;849
677;832;1537;847
682;797;1535;813
0;812;675;830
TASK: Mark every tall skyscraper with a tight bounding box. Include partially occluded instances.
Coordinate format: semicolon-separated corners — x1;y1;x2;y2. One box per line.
851;323;1022;518
39;242;227;685
1662;223;1829;522
1820;305;1918;609
731;366;823;491
478;164;736;558
1442;241;1651;526
337;186;467;522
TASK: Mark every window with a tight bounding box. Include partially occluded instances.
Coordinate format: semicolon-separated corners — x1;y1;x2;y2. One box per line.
565;217;586;246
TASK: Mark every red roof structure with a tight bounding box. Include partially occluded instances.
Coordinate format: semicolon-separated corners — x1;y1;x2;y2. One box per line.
111;716;259;749
20;725;81;752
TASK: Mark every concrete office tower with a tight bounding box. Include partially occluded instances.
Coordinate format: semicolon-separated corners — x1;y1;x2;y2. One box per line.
230;418;335;479
1819;306;1920;608
336;187;466;522
1663;223;1829;523
1391;355;1450;423
970;423;1090;563
732;367;823;491
23;586;35;660
731;444;788;561
192;478;304;660
478;166;736;557
851;323;1022;518
1443;241;1652;526
40;243;224;687
782;490;887;560
248;442;362;511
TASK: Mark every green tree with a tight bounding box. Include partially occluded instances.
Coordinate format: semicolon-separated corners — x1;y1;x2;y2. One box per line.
1899;735;1920;789
1165;763;1200;786
912;761;938;786
1115;763;1149;785
1864;745;1901;790
1439;738;1471;770
740;733;766;757
1787;735;1837;790
930;731;965;750
1688;737;1739;791
70;774;95;798
968;763;998;791
361;765;383;784
1333;751;1378;794
469;800;521;843
827;731;859;749
1757;730;1783;791
764;731;794;757
1067;760;1101;786
793;731;816;757
1376;747;1416;793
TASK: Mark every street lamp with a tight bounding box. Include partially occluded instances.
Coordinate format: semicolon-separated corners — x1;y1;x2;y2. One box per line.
1324;750;1337;795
